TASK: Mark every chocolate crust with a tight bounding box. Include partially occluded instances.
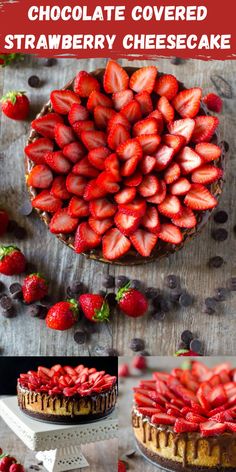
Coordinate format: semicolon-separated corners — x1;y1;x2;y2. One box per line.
25;67;227;266
19;405;116;425
136;440;236;472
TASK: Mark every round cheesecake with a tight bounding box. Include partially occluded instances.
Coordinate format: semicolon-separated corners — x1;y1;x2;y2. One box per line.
24;62;226;266
17;364;117;424
132;361;236;470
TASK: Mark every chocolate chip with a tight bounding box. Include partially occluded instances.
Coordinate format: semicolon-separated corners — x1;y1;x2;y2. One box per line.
28;75;41;88
28;305;47;319
7;220;18;233
129;338;145;352
0;281;5;293
213;211;228;224
45;58;57;67
151;310;166;321
9;283;22;294
169;289;182;303
140;350;150;356
70;280;84;294
106;292;117;308
165;274;179;289
116;275;129;288
74;330;87;344
152;293;163;308
208;256;224;268
11;290;23;300
178;341;188;350
84;321;98;334
0;295;13;310
211;228;228;242
130;279;142;290
204;306;215;315
214;287;228;302
104;347;119;356
145;287;160;299
170;57;184;65
190;338;203;354
179;292;193;307
181;330;194;346
205;297;217;310
40;295;52;308
19;200;33;216
103;275;115;289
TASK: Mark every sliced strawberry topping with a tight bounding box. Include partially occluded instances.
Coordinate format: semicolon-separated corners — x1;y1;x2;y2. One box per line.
94;105;116;130
200;420;226;437
191;164;223;185
151;413;176;425
107;112;131;133
158;195;182;218
87;90;113;112
172;207;197;229
74;71;100;97
125;171;143;187
117;139;143;161
74;222;101;253
137;135;161;155
134;392;157;407
107;124;130;150
119;198;146;218
177;146;203;174
157;96;175;123
168;118;195;143
130;229;158;257
83;179;107;201
103;60;129;94
49;208;78;234
169;177;191;196
27;165;53;189
113;89;134;111
25;138;54;165
137;407;163;417
141;206;160;234
115;211;140;236
88;217;113;235
162;134;186;154
154;74;179;101
102;228;131;260
89;198;117;219
174;418;199;433
195;142;222;162
133;118;159;137
96;171;120;194
31;113;64;139
155;145;175;171
120;100;142;124
68;196;89;218
140;154;156;174
32;190;62;213
68;103;89;125
184;184;218;211
158;223;183;244
147;180;166;204
73;120;95;138
80;130;107;150
105;153;120;178
44;151;71;174
51;176;71;200
55;123;75;149
50;90;81;114
172;87;202;118
72;157;99;178
115;187;136;205
191;116;219;143
63;142;86;164
87;147;110;171
135;91;153;116
66;173;87;197
129;66;158;94
138;175;159;198
164;162;181;184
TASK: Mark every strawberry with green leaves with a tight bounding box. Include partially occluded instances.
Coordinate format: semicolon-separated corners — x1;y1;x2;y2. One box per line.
46;300;79;330
22;273;48;304
0;53;24;67
79;294;110;322
116;282;148;318
0;245;26;275
1;91;29;120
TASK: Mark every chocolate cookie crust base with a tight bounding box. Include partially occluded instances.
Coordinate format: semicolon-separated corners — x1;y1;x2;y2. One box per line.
19;405;116;425
136;439;235;472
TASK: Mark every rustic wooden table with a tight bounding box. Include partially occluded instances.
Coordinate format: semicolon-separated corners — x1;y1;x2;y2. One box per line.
0;413;117;472
0;56;235;356
118;356;235;471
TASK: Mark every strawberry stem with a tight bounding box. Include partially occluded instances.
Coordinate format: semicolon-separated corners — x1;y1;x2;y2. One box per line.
93;301;110;322
0;245;19;261
116;281;131;302
67;298;79;319
1;90;26;105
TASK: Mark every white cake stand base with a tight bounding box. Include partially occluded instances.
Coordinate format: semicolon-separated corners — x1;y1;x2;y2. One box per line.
0;396;118;472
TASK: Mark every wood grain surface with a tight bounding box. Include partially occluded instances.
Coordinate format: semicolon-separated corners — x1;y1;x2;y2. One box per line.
118;356;236;471
0;56;235;356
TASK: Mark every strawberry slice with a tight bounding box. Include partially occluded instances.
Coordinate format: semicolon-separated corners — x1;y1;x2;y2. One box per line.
137;135;161;155
88;217;113;235
68;103;89;125
200;420;226;437
117;138;143;161
104;153;120;178
130;229;158;257
51;176;71;200
129;66;158;94
49;208;78;234
191;116;219;143
125;171;143;187
103;60;129;94
66;173;87;197
177;146;202;174
25;138;54;165
32;190;62;213
164;162;181;184
119;198;146;218
55;124;75;148
112;89;134;111
68;196;89;218
209;385;227;407
154;74;179;101
31;113;64;139
135;91;153;116
174;418;199;433
162;134;186;154
169;177;191;196
63;142;86;164
107;124;130;150
96;171;120;194
226;422;236;432
50;90;81;114
75;222;101;253
149;110;164;134
186;412;207;423
138;175;159;198
133;118;159;137
83;179;107;201
88;147;110;171
134;392;157;407
154;145;174;171
115;187;136;204
73;157;99;178
73;120;95;138
120;100;142;124
172;88;202;118
74;71;100;97
184;184;218;211
89;198;117;219
168;118;195;143
94;105;116;130
141;206;160;234
172;206;197;229
140;154;156;174
151;413;176;425
27;164;53;189
157;96;175;122
102;228;131;260
80;130;107;150
147;180;166;204
191;165;223;184
44;151;71;174
158;223;183;244
87;90;113;112
137;407;163;417
121;156;139;177
158;195;182;218
195;143;222;162
115;211;140;236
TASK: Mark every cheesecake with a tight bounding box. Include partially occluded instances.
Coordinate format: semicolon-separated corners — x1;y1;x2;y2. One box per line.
132;361;236;470
17;363;117;423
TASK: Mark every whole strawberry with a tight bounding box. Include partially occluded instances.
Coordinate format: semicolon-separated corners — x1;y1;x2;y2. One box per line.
0;245;26;275
1;91;29;120
0;53;24;67
116;282;148;318
0;209;9;236
22;273;48;304
46;300;79;330
79;294;110;322
203;93;223;113
0;457;16;472
118;460;126;472
175;349;200;357
132;355;147;371
118;364;130;378
9;464;24;472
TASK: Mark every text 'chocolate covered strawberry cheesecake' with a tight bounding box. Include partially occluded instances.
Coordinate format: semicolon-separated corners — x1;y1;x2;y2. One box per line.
17;364;117;424
25;61;225;264
132;361;236;470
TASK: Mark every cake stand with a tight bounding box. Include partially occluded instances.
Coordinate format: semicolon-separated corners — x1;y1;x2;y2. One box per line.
0;396;118;472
